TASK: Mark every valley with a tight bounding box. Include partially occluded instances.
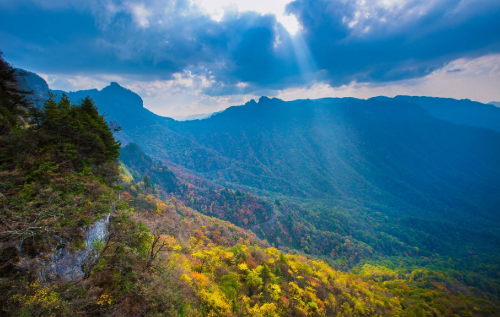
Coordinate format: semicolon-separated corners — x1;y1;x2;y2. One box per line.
1;59;500;316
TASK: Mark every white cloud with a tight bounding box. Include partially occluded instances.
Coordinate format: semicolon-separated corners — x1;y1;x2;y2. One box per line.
122;54;500;116
275;54;500;103
122;71;254;118
342;0;444;34
43;54;500;118
128;2;151;28
196;0;300;34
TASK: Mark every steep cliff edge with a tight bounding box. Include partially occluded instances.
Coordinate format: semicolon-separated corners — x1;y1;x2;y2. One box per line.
1;55;120;289
39;213;112;282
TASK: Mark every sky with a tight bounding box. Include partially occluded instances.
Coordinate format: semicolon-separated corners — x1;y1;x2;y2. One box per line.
1;0;500;118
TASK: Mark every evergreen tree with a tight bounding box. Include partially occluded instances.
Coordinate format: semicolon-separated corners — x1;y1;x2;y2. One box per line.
144;175;152;189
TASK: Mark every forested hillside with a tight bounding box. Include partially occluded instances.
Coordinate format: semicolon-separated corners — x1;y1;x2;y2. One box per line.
121;97;500;263
394;96;500;133
4;57;500;316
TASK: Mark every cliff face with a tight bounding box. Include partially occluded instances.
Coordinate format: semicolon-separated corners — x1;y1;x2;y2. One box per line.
39;214;111;282
14;69;50;109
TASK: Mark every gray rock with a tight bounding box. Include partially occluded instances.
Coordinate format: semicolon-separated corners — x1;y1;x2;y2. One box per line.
15;69;50;109
39;214;111;282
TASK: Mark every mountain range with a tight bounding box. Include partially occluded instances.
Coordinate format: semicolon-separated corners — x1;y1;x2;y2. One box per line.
16;69;500;262
4;65;500;316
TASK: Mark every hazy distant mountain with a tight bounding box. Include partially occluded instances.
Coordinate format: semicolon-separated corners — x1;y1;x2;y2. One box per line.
52;82;173;131
7;64;500;316
395;95;500;133
121;96;500;259
137;97;500;219
173;112;216;121
14;70;173;133
18;72;500;220
490;101;500;107
18;70;500;259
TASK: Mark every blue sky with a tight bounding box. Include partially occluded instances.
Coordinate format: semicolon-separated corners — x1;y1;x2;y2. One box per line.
1;0;500;117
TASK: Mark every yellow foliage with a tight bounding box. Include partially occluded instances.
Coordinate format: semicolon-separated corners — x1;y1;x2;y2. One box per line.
220;250;234;261
189;236;199;245
359;264;398;282
189;235;204;247
288;282;304;303
248;303;280;317
181;273;193;285
238;262;250;272
155;201;168;213
161;234;182;251
240;244;249;253
96;293;113;306
12;280;62;315
192;250;208;261
199;289;232;317
267;284;282;301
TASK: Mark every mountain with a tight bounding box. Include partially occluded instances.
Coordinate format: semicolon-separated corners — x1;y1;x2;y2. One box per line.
15;69;50;108
19;69;500;141
116;140;500;316
124;96;500;261
16;72;500;262
14;70;173;132
137;96;500;219
395;95;500;133
52;82;173;131
490;101;500;107
4;61;500;316
174;112;217;121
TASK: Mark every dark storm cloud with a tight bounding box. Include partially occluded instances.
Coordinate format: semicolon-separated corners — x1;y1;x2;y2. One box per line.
286;0;500;85
1;0;499;94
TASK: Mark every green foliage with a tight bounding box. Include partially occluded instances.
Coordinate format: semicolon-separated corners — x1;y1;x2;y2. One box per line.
0;53;31;132
2;52;500;316
120;143;274;227
125;95;500;273
116;142;500;314
36;93;120;179
0;53;122;315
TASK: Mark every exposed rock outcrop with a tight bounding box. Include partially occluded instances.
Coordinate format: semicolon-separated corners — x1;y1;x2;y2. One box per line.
39;214;111;282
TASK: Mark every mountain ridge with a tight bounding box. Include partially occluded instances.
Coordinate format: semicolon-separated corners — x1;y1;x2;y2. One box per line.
4;62;500;315
16;69;500;262
16;69;500;134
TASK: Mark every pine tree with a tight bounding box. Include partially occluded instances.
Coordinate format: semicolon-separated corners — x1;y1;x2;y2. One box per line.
144;175;152;189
